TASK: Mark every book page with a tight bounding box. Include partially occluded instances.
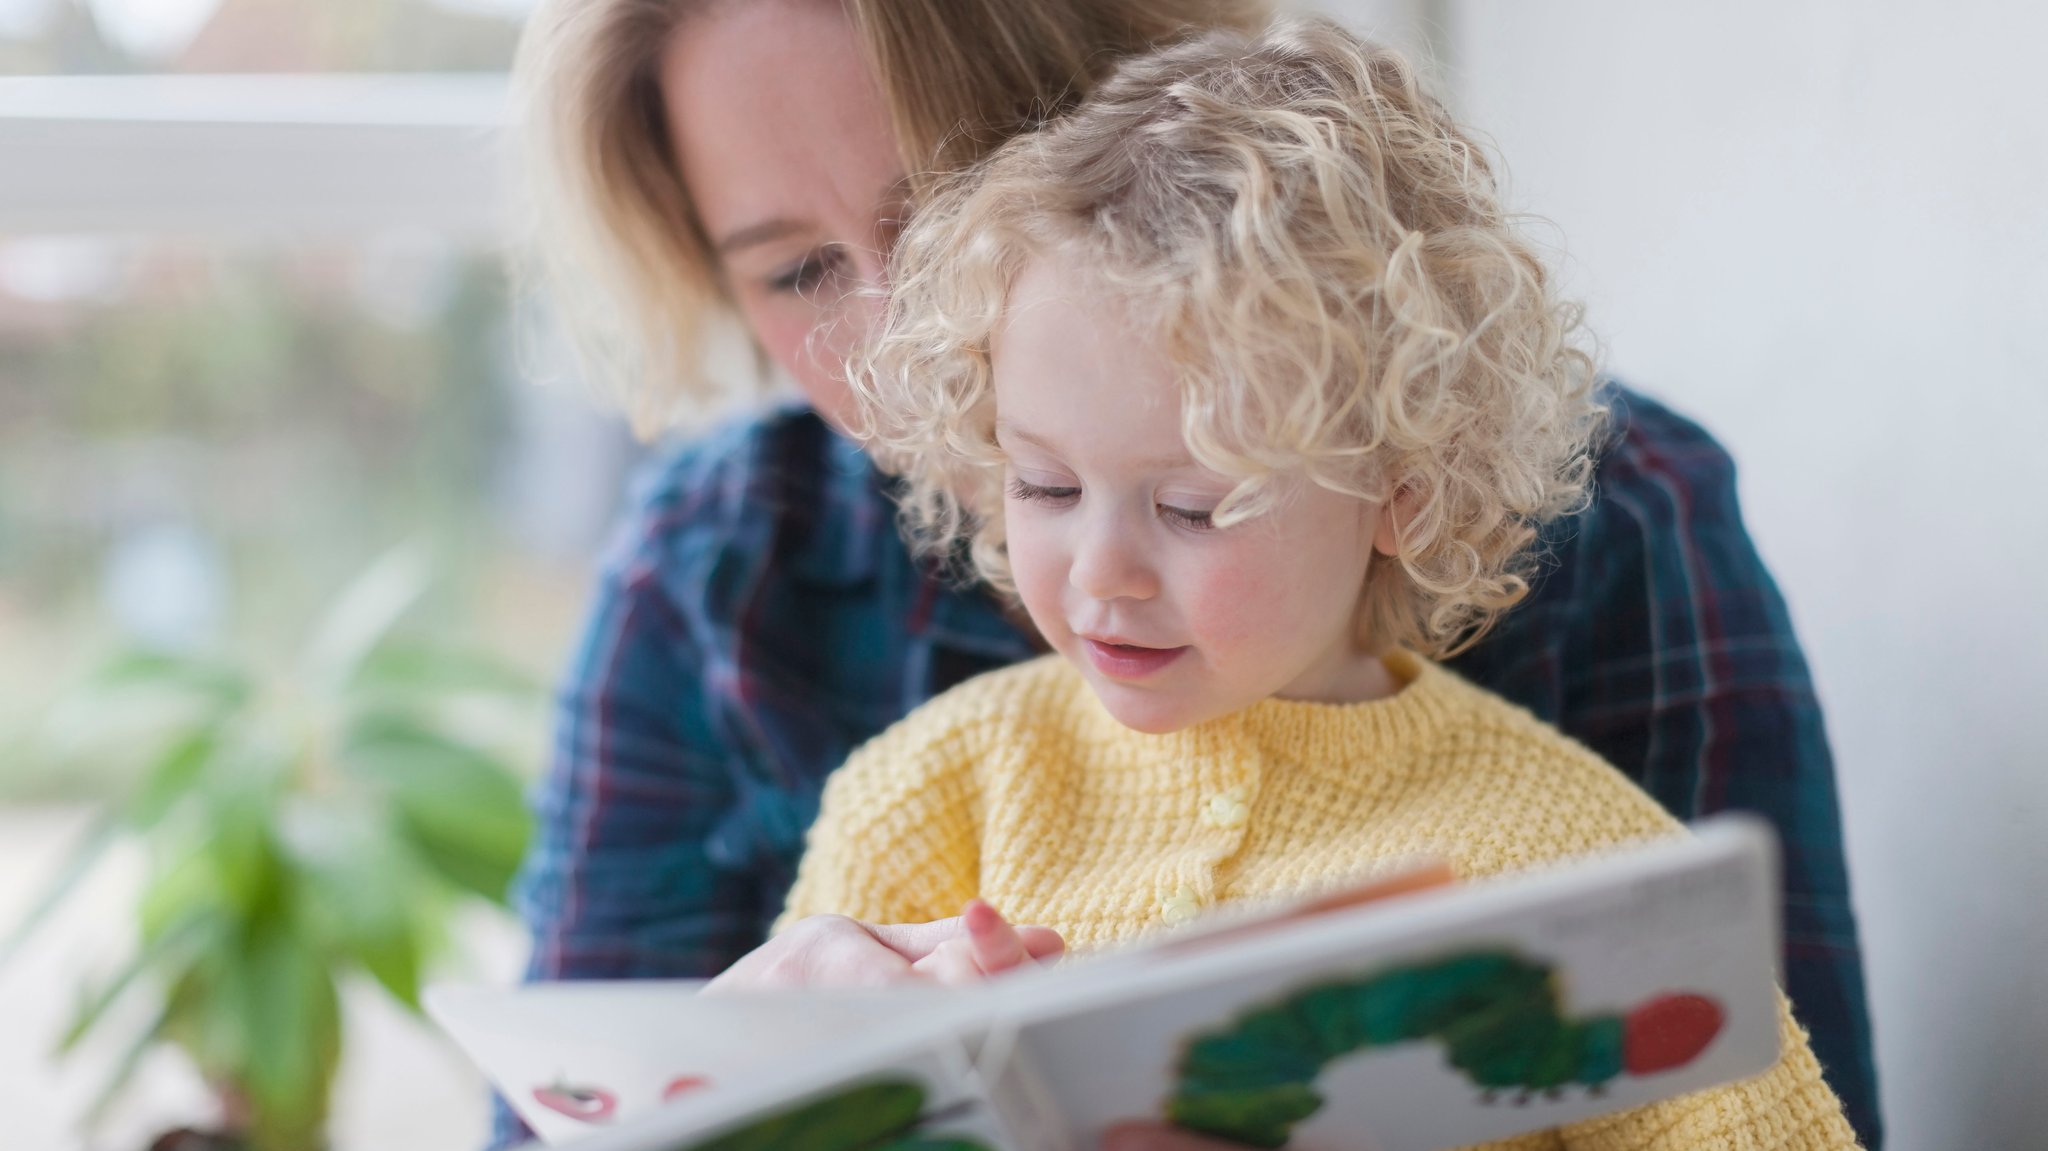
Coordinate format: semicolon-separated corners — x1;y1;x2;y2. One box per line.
995;821;1781;1151
426;982;957;1143
555;1019;1008;1151
440;821;1782;1151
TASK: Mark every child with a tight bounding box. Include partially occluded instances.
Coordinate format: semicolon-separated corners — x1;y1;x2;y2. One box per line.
738;16;1859;1150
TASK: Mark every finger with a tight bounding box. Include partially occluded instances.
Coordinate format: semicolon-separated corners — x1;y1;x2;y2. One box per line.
1017;925;1067;961
963;899;1030;973
910;939;987;987
866;915;970;963
817;936;918;988
867;911;1068;965
704;914;915;993
785;915;918;989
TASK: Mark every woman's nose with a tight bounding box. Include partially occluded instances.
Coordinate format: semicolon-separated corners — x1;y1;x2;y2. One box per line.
1068;511;1160;603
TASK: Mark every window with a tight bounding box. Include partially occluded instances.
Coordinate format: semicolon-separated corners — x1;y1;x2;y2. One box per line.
1;6;625;1149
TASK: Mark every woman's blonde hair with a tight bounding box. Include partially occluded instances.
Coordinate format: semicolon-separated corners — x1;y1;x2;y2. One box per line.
855;16;1605;658
512;0;1270;437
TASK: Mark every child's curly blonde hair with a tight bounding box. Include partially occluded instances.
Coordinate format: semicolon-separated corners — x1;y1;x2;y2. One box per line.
853;16;1604;658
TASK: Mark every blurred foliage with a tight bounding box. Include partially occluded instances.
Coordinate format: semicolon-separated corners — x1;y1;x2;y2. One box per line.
0;241;507;475
0;547;541;1151
0;240;545;791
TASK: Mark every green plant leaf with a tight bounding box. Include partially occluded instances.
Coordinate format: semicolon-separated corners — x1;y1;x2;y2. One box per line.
340;723;532;904
342;646;544;784
40;655;245;787
80;649;250;704
302;544;430;691
170;955;245;1094
139;839;228;944
28;544;552;1147
343;903;425;1011
233;925;342;1151
287;803;436;1010
344;696;544;791
124;722;224;830
351;643;539;698
201;780;289;924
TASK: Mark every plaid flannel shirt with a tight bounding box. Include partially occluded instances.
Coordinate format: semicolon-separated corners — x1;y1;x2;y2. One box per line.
495;386;1880;1148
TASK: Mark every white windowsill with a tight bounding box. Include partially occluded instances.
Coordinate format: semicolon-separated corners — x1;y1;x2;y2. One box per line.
0;73;517;238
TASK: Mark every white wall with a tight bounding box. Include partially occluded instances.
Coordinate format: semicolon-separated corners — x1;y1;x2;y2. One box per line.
1366;1;2047;1145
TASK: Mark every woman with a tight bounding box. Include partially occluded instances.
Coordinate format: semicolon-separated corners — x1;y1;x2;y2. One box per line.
500;1;1879;1147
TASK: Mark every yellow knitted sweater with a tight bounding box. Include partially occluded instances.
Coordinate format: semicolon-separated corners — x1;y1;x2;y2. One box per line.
780;652;1860;1151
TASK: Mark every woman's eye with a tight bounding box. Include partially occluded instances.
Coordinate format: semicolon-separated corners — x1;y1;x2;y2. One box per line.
1007;478;1080;506
1159;504;1215;531
768;250;837;297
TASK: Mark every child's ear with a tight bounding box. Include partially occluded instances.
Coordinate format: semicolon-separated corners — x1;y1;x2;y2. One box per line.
1372;485;1418;558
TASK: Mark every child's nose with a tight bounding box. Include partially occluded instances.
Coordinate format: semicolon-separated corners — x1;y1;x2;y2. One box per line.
1068;512;1160;603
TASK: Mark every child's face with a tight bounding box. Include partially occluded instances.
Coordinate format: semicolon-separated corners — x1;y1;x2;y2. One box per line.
991;259;1399;734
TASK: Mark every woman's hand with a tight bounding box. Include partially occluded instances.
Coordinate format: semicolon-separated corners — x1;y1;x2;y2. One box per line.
702;903;1064;993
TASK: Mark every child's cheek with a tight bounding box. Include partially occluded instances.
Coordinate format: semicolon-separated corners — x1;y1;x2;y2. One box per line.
1183;547;1286;655
1005;516;1071;641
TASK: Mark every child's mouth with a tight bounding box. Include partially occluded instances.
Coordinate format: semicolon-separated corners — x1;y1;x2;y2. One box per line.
1081;637;1189;680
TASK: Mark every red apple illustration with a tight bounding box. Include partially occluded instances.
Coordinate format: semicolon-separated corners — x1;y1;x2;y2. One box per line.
533;1081;618;1124
663;1074;712;1102
1623;993;1725;1075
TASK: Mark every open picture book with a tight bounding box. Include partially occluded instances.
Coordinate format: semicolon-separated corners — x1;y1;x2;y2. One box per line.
429;818;1783;1151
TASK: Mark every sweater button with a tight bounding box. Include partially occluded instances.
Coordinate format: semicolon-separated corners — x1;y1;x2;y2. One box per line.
1159;886;1202;925
1199;787;1250;830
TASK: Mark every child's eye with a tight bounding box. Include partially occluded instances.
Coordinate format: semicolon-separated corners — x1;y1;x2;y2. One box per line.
1159;504;1215;531
1007;478;1080;506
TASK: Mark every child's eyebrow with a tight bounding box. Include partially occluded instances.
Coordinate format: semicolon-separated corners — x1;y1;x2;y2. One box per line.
994;421;1197;472
992;422;1061;456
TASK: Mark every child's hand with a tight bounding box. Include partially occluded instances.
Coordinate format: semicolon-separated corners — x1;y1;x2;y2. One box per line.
909;899;1058;985
703;906;1064;993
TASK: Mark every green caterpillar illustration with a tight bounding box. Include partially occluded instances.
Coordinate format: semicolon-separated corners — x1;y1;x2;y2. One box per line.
1168;948;1725;1148
680;1079;992;1151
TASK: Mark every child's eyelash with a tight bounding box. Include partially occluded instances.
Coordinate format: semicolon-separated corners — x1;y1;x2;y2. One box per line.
1007;478;1216;531
1007;478;1079;505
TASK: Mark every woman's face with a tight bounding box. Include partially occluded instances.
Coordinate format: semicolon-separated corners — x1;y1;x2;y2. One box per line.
659;0;906;431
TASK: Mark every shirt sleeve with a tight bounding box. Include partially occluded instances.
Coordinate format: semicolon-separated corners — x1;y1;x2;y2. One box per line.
513;561;760;983
775;703;984;933
487;543;762;1149
1448;385;1880;1148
